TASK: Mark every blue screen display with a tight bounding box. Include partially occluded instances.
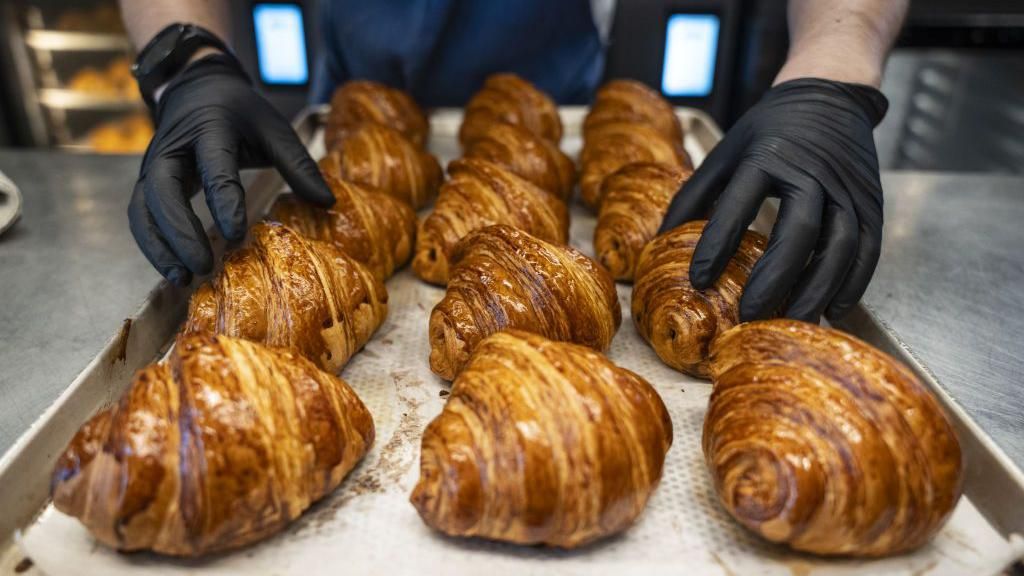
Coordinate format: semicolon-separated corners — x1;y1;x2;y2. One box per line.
661;14;720;97
253;3;309;85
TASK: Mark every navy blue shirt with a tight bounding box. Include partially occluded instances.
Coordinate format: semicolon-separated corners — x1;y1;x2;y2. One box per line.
311;0;605;106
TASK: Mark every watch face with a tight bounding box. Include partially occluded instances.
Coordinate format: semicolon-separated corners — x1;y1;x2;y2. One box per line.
137;24;186;76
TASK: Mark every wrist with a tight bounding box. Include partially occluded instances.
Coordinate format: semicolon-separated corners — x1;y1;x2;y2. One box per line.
153;46;224;103
774;34;886;88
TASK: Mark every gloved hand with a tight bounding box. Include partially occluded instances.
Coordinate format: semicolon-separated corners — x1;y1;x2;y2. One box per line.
660;78;888;322
128;54;334;286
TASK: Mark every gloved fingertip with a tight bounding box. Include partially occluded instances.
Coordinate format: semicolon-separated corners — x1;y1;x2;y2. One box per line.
166;267;192;287
221;211;248;242
824;301;854;322
306;179;336;207
688;265;713;290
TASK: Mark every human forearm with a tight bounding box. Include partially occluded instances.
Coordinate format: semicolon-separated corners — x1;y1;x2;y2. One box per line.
119;0;231;51
775;0;908;87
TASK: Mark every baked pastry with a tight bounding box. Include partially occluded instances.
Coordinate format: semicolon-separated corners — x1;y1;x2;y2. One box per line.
411;330;672;548
632;220;766;378
462;122;575;200
325;80;429;149
184;222;387;373
51;333;375;556
321;123;442;209
584;79;684;143
459;73;562;147
594;162;691;281
704;319;964;556
269;172;417;280
429;224;620;380
579;121;691;210
412;158;569;285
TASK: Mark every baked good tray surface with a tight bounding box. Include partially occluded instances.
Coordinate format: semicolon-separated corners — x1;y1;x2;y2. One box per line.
1;106;1021;575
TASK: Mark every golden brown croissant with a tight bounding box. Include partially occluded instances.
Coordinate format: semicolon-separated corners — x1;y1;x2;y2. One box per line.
462;122;575;200
632;220;766;378
321;123;442;209
411;330;672;548
184;222;387;374
412;158;569;286
584;79;684;143
594;162;692;281
704;319;964;556
268;172;417;280
325;80;429;149
51;333;375;556
429;224;620;380
459;73;562;147
579;121;691;210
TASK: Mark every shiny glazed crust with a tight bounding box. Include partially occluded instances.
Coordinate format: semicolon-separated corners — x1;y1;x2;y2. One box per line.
183;222;387;373
632;221;766;378
412;158;569;286
704;319;964;556
51;333;375;556
325;80;429;148
583;79;684;143
462;122;576;200
458;73;563;147
429;224;620;380
411;330;672;548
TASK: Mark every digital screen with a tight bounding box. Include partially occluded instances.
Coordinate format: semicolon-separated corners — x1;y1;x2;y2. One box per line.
661;14;720;97
253;3;309;85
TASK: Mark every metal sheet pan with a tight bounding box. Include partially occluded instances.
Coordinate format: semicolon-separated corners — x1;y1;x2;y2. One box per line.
1;105;1021;575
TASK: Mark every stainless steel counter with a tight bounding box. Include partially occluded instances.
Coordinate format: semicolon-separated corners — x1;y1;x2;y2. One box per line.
0;152;1022;471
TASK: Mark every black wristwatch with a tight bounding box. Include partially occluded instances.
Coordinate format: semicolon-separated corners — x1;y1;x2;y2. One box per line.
131;23;241;110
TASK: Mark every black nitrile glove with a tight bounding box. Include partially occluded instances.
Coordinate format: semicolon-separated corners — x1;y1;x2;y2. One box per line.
659;78;889;322
128;54;334;286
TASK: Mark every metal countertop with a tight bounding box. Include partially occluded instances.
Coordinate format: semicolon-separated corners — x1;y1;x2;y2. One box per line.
0;152;1021;470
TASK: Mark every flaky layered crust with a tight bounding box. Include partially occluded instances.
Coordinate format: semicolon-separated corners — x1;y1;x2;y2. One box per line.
411;330;672;548
52;333;374;556
583;79;684;143
462;122;576;200
704;319;964;556
325;80;429;149
458;73;562;147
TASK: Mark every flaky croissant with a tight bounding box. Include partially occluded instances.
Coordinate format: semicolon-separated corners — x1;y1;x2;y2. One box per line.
579;121;691;209
632;220;766;378
412;330;672;548
584;79;684;143
184;222;387;374
269;172;417;280
704;319;964;556
459;73;562;147
594;162;692;281
429;224;620;380
462;122;575;200
412;158;569;286
52;333;375;556
321;123;442;209
325;80;429;149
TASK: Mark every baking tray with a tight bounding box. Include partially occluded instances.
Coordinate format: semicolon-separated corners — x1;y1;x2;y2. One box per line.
1;105;1022;576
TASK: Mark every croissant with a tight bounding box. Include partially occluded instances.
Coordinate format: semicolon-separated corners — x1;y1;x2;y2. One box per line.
594;162;692;281
325;80;429;149
429;224;620;380
462;122;575;200
51;333;375;556
584;79;684;143
184;222;387;374
459;73;562;147
704;319;964;556
411;330;672;548
579;121;691;210
268;172;417;280
321;123;442;209
632;220;766;378
412;158;569;286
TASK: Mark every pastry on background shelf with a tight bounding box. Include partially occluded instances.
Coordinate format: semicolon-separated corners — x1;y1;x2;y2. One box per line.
579;121;691;210
269;172;417;281
459;73;562;147
326;80;429;149
704;319;964;556
51;333;374;557
413;158;569;286
594;162;691;281
87;113;153;154
462;122;575;200
429;224;620;380
184;222;387;373
632;220;766;378
412;330;672;548
321;123;442;210
584;79;684;143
